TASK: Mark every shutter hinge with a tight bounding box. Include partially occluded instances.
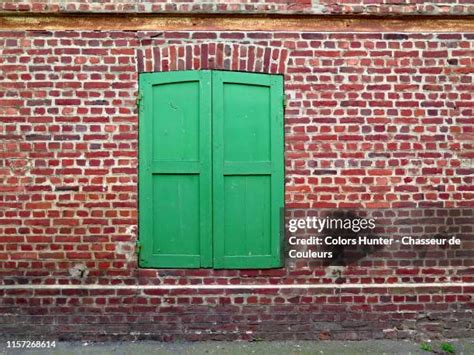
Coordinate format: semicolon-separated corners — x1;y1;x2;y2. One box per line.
283;97;287;108
135;240;141;255
136;92;143;108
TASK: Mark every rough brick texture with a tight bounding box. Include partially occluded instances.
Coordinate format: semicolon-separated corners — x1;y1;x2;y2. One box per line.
0;30;473;340
1;0;473;15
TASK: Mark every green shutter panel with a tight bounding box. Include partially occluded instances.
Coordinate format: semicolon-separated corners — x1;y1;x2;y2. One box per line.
139;71;212;268
212;71;284;269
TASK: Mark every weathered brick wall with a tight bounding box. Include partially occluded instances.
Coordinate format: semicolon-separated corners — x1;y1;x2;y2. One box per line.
0;30;473;340
1;0;473;15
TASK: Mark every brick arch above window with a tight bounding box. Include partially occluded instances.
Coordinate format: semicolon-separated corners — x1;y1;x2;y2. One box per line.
137;42;289;74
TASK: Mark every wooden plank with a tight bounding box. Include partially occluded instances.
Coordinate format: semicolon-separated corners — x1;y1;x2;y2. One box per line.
0;13;472;32
223;161;272;175
199;70;213;268
150;161;201;174
270;74;285;267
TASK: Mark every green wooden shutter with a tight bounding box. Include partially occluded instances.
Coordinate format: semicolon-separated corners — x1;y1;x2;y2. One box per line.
139;70;284;269
212;71;284;269
139;71;212;268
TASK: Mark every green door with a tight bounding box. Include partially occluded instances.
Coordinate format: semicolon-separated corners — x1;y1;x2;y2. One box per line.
139;70;283;269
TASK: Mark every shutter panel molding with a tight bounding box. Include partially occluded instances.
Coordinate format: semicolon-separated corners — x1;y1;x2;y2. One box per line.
139;70;284;269
212;71;284;269
139;71;212;268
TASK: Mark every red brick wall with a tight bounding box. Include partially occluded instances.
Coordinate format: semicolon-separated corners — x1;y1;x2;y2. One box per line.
1;0;473;15
0;30;473;340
